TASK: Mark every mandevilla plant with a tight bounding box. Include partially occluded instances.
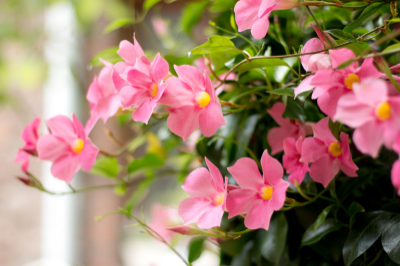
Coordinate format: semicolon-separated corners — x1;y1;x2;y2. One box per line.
15;0;400;265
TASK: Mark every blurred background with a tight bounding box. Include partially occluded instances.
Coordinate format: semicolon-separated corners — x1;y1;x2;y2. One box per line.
0;0;221;265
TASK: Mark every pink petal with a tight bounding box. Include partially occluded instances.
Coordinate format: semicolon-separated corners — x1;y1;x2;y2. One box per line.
309;155;339;187
79;140;99;172
21;117;41;151
301;38;325;71
182;167;216;199
316;86;347;117
174;65;205;93
15;150;31;172
160;77;195;108
251;12;270;40
119;86;150;109
95;94;121;123
294;75;315;97
261;149;284;186
226;188;259;218
391;160;400;196
269;180;290;210
204;73;216;100
197;205;224;229
300;137;326;163
178;197;214;225
334;93;374;128
150;53;169;84
234;0;260;32
37;135;70;161
352;79;388;107
198;101;226;137
166;106;201;141
288;164;309;185
307;54;333;72
205;157;224;192
353;121;383;158
126;69;153;90
50;154;80;184
267;126;297;155
311;24;337;48
227;157;263;189
312;117;337;145
244;201;273;230
267;102;287;126
356;58;381;80
131;99;157;124
46;115;77;143
329;48;356;70
72;113;86;140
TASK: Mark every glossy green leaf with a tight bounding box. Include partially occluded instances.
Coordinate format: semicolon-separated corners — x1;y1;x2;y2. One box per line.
236;58;289;76
382;214;400;263
344;3;386;32
261;212;288;263
143;0;161;10
188;237;206;263
127;153;164;174
325;29;356;42
266;87;294;97
383;43;400;54
302;219;344;246
191;36;239;55
314;205;335;230
90;156;119;178
180;0;209;34
343;211;391;266
282;97;306;122
230;12;237;32
103;18;133;34
343;2;368;8
349;202;365;228
231;241;253;266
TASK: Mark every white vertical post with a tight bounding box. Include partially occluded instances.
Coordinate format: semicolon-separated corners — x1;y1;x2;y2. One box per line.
41;3;83;266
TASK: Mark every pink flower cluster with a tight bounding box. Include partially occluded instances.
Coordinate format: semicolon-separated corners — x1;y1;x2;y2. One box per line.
178;150;289;231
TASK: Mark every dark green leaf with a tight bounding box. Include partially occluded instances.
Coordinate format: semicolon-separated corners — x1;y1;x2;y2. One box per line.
191;36;239;55
302;219;344;246
236;114;260;158
143;0;161;10
349;202;365;228
231;241;253;266
188;237;206;263
343;3;386;33
314;205;335;230
325;29;356;42
343;211;391;266
90;156;119;178
127;153;164;174
282;98;306;122
103;18;133;34
297;89;313;102
382;214;400;263
266;87;294;97
343;2;368;8
237;58;289;76
260;212;288;263
180;0;209;34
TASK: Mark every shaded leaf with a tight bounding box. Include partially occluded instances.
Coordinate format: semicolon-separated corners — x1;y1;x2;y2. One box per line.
188;237;206;263
302;219;344;246
231;241;254;266
282;97;306;122
349;202;365;228
266;87;294;97
343;2;368;8
103;18;133;34
143;0;161;10
180;0;209;34
260;212;288;263
128;153;164;174
325;29;356;42
314;205;335;230
343;3;386;32
90;156;119;178
382;214;400;263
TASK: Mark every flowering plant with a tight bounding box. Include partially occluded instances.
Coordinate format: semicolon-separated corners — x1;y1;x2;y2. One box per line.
15;0;400;265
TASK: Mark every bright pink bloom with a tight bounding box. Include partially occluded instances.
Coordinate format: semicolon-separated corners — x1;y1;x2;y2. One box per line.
391;136;400;195
282;137;309;185
334;79;400;158
301;117;358;187
117;34;150;75
308;49;381;117
178;158;227;229
267;102;313;154
234;0;298;39
226;150;290;230
14;150;31;172
160;65;226;141
148;204;179;243
119;53;169;124
14;118;41;172
300;38;332;72
37;114;99;183
310;24;337;49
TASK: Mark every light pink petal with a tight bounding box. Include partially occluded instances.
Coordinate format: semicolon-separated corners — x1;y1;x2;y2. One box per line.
14;150;30;172
301;38;325;71
131;99;157;124
198;101;225;137
174;65;205;93
269;180;290;210
159;77;195;108
97;65;116;96
300;137;326;163
251;12;270;40
95;94;121;123
391;160;400;196
352;79;388;107
353;121;383;158
309;155;339;187
86;77;101;105
227;157;263;189
150;53;169;84
204;73;216;100
37;135;70;161
312;117;337;145
244;201;273;230
166;106;201;141
205;157;224;192
197;205;224;229
226;188;259;218
316;86;347;118
21;117;41;151
267;127;297;155
113;62;129;92
261;149;284;186
390;63;400;74
79;140;99;172
182;167;216;199
126;69;153;90
259;0;275;17
119;86;150;109
311;24;337;48
307;54;333;72
334;93;374;128
267;102;287;126
178;197;214;225
85;115;99;136
288;164;309;185
310;71;343;99
283;137;297;157
72;113;86;140
234;0;260;32
51;154;80;184
46;115;77;142
356;58;381;80
330;48;357;70
294;75;315;97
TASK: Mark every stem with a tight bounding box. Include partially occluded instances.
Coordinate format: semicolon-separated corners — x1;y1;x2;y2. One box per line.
300;1;343;7
294;181;313;200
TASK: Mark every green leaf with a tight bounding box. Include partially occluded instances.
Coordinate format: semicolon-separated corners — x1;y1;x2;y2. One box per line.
343;211;391;266
231;241;253;266
103;18;133;34
260;212;288;263
349;202;365;228
180;0;209;34
236;58;289;76
143;0;161;10
343;2;368;8
90;156;119;178
124;173;155;212
282;97;306;122
191;35;239;55
188;237;206;263
325;29;356;42
91;47;122;67
343;3;386;33
314;205;335;230
297;89;313;102
383;43;400;54
302;219;344;246
266;87;294;97
127;153;164;174
230;12;237;32
382;214;400;263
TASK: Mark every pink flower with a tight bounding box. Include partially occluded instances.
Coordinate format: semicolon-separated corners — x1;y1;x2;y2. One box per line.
226;150;290;230
119;53;169;124
14;118;41;172
160;65;226;141
267;102;313;154
86;61;123;133
37;114;99;183
178;157;227;229
282;137;309;185
234;0;298;39
301;117;358;187
334;79;400;158
300;38;332;72
148;204;179;243
391;136;400;195
117;34;150;74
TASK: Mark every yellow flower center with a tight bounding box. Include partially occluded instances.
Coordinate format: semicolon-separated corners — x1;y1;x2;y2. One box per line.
150;84;158;98
196;91;211;108
344;73;360;90
328;142;342;157
260;186;273;200
375;102;391;121
72;139;85;154
214;192;225;206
